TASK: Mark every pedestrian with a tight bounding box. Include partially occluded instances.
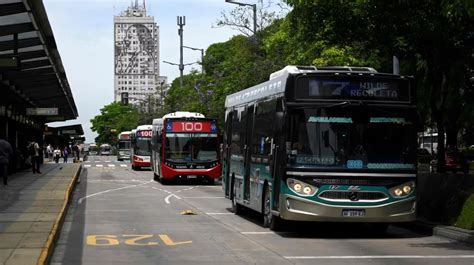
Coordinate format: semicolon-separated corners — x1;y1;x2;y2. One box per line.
47;144;53;162
0;138;12;186
54;147;61;163
28;141;41;174
63;147;69;163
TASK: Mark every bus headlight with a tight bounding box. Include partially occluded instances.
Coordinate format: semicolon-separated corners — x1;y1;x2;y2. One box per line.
287;178;317;197
389;181;415;198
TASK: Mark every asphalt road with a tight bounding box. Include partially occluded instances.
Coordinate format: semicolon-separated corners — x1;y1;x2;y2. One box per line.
51;156;474;265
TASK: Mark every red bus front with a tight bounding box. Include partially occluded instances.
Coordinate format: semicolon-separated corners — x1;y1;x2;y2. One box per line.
160;119;221;181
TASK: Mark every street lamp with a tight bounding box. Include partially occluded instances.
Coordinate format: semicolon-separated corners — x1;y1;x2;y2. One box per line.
183;45;205;73
162;60;197;88
225;0;257;34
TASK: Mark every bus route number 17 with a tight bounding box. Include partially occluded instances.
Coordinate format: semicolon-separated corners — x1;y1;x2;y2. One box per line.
178;122;202;132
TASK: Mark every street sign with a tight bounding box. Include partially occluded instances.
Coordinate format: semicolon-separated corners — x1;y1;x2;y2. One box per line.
26;108;59;116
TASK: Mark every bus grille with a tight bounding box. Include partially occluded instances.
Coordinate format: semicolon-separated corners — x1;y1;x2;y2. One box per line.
319;191;387;201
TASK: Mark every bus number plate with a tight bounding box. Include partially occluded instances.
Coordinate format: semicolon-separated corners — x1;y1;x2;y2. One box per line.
342;209;365;217
187;175;197;179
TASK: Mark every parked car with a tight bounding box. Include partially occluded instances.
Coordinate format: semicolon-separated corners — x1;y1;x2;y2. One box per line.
430;150;470;173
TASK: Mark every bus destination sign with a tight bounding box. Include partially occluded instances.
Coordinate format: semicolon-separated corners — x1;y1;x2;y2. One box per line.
296;76;410;102
166;120;217;133
136;130;152;138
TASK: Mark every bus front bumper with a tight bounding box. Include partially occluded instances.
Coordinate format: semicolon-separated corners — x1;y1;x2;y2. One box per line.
279;194;416;223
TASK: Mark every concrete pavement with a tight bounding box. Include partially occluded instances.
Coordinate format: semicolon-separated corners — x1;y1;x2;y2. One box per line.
0;163;81;265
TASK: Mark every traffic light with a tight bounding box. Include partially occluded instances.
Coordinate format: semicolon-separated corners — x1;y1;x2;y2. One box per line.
121;92;129;105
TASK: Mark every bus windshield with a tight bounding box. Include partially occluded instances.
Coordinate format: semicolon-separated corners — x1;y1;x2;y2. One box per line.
117;141;131;150
135;138;151;156
165;134;218;162
287;107;416;171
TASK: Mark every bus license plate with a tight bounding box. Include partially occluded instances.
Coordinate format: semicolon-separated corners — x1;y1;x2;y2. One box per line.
342;209;365;217
187;175;197;179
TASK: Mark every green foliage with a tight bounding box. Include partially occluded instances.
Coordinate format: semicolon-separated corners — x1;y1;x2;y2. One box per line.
454;191;474;230
90;102;139;146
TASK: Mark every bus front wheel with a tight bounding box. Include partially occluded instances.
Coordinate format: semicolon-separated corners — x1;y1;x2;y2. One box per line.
263;185;284;231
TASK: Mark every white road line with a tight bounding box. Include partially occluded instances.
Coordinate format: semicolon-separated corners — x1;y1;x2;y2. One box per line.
165;194;181;204
206;213;233;215
84;165;91;168
96;164;103;167
241;231;274;235
284;255;474;260
183;196;224;199
120;164;127;167
108;164;115;167
77;181;153;204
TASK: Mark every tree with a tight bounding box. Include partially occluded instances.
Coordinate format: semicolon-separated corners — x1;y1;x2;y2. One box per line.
216;0;288;37
90;102;139;146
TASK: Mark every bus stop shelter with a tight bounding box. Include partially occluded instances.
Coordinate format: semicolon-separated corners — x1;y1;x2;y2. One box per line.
0;0;78;171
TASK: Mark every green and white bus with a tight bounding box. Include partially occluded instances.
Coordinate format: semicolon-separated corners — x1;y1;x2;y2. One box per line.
222;66;417;230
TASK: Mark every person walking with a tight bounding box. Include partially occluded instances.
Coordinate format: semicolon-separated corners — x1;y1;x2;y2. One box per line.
46;144;53;162
28;141;41;174
54;147;61;163
0;138;12;186
63;147;69;163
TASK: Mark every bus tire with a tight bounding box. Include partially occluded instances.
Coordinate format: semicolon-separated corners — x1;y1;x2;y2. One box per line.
232;180;244;215
153;172;159;181
263;185;284;231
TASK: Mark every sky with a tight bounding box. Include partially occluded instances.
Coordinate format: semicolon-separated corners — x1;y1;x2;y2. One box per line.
44;0;242;142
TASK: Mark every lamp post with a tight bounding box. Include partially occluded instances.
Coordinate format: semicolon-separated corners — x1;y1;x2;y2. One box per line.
163;60;197;89
224;0;257;34
183;45;204;73
177;16;186;88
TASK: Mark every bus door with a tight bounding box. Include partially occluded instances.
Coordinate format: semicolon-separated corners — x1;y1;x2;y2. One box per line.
223;111;233;197
243;105;255;201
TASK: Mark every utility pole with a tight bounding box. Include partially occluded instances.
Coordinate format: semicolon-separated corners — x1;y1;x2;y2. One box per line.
183;46;205;74
177;16;186;88
225;0;257;35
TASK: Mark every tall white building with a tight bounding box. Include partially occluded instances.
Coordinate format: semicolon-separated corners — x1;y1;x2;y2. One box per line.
114;0;167;105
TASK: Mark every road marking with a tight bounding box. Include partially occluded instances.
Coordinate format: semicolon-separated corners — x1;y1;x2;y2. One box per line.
96;164;103;167
120;164;128;167
108;164;115;167
105;161;111;163
241;231;274;235
183;196;224;199
84;165;91;168
206;213;233;215
158;235;192;246
78;181;153;204
165;194;181;204
283;255;474;260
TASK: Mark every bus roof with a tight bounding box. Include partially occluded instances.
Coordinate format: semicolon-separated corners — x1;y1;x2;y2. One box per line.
162;111;205;119
136;125;152;131
225;65;411;108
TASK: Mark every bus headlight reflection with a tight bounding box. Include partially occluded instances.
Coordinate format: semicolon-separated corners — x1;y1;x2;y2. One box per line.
389;181;415;198
287;178;317;197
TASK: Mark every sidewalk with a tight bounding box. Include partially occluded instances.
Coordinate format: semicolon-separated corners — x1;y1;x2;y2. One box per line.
0;163;81;265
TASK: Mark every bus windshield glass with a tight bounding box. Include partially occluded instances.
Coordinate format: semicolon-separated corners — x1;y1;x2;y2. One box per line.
287;107;416;171
117;141;131;150
135;138;151;156
164;134;218;162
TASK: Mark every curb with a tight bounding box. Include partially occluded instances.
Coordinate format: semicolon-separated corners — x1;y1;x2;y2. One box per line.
37;164;83;265
399;221;474;245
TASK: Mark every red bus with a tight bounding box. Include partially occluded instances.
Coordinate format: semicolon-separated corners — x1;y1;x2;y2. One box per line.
131;125;152;170
151;112;221;184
